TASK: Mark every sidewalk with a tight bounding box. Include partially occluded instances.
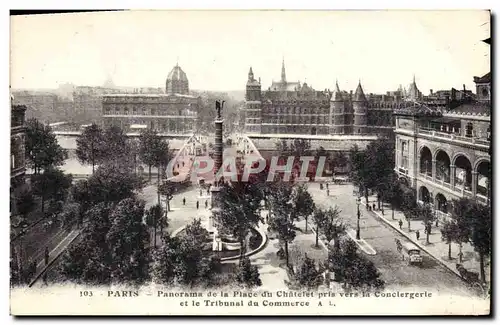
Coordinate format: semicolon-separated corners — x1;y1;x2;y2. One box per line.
361;196;490;284
29;229;81;287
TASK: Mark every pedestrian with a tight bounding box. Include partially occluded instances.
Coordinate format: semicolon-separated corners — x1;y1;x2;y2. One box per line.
458;251;464;263
326;183;329;190
205;200;208;209
183;197;186;206
427;223;432;235
182;161;185;167
320;183;323;190
326;189;330;196
372;203;376;211
416;230;420;241
44;247;49;266
398;220;403;230
196;201;199;210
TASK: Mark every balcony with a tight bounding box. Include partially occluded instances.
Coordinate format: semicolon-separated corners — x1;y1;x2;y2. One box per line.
417;127;490;149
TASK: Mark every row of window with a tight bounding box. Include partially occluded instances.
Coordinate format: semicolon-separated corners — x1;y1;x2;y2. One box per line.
104;120;196;132
260;106;330;115
104;107;197;116
262;116;329;124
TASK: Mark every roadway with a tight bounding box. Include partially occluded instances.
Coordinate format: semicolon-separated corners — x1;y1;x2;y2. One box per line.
308;182;476;297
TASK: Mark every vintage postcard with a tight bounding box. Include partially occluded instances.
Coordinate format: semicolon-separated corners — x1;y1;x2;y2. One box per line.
9;10;491;316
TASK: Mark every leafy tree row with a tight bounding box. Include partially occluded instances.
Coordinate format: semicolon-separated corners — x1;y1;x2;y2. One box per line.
441;198;491;284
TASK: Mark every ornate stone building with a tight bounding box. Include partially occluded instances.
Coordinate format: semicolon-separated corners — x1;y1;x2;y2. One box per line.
241;61;418;136
102;64;201;134
394;73;491;220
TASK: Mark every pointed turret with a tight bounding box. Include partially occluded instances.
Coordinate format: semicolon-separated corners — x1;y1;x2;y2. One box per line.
248;67;254;81
354;81;367;102
352;80;367;134
330;79;346;135
407;74;422;100
281;57;287;83
330;80;344;101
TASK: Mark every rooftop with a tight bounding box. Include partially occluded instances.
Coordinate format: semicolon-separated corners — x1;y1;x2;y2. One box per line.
101;93;197;99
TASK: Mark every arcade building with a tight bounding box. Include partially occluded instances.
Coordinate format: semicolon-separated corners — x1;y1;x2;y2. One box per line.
394;71;491;220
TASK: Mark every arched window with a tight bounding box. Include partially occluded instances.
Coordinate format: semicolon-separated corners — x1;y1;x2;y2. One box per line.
465;122;473;137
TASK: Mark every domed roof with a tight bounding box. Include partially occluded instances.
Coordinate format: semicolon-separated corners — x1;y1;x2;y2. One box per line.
167;64;188;82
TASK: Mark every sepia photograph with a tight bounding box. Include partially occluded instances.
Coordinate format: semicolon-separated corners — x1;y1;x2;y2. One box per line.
8;9;491;316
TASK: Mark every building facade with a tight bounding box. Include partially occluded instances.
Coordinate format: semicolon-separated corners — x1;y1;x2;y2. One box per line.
102;64;201;134
10;96;27;216
241;61;420;136
394;74;491;220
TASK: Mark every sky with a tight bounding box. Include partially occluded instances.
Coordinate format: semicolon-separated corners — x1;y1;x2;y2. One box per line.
10;10;490;94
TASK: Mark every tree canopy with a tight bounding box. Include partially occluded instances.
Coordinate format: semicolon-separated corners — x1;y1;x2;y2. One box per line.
25;118;67;174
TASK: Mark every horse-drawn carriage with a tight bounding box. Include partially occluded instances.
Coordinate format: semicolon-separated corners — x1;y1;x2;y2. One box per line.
455;264;486;296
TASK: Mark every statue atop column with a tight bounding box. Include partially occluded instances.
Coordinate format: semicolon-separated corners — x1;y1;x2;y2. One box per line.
215;100;225;120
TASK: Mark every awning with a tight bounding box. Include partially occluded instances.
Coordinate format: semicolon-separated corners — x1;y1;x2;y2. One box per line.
430;117;461;124
130;124;148;129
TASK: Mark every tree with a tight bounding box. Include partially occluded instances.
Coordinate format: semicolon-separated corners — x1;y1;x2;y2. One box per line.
331;151;348;173
151;233;179;284
450;198;473;263
292;184;315;232
153;139;172;204
275;139;290;158
312;208;327;248
106;198;150;284
59;202;81;229
348;145;371;203
235;257;262;288
268;183;297;268
440;220;458;260
78;164;141;205
415;203;435;244
400;187;417;231
214;180;263;263
328;238;384;291
30;168;73;212
139;129;159;181
59;202;114;284
25;118;67;174
145;204;166;248
101;125;131;169
295;253;322;289
290;138;312;157
128;138;141;175
184;218;209;248
76;123;104;174
383;173;401;220
469;202;491;284
322;207;345;252
364;137;395;207
15;189;35;219
158;182;174;212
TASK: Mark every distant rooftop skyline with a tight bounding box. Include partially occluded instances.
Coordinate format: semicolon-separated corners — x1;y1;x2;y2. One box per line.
10;10;490;94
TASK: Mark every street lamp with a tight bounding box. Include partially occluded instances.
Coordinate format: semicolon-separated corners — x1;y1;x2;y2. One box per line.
356;197;361;240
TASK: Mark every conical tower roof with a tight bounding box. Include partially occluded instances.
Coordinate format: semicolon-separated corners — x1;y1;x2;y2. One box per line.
330;80;343;101
354;81;366;101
